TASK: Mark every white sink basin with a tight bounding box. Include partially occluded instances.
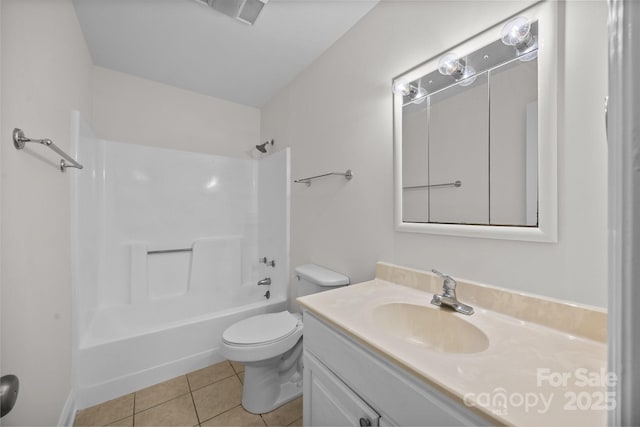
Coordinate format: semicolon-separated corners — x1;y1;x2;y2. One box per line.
373;303;489;354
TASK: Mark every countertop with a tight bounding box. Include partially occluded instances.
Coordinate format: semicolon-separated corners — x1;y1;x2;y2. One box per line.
297;278;608;426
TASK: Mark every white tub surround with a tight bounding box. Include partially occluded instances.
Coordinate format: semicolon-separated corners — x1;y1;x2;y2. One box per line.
298;263;607;426
70;113;290;408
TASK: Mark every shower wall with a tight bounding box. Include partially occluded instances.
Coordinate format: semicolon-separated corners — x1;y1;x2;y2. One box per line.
100;141;256;307
74;118;259;342
258;148;291;304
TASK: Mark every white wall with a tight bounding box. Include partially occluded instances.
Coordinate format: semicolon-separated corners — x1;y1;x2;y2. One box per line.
92;67;260;158
261;0;608;307
0;0;93;425
70;113;102;349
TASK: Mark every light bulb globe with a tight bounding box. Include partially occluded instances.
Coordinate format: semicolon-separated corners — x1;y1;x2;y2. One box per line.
392;79;413;96
501;16;531;47
438;52;461;76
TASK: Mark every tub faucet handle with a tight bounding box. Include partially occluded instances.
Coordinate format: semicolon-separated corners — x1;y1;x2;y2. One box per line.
259;257;276;267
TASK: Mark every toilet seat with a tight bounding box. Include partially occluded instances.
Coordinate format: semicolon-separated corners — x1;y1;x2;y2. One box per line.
220;311;303;363
223;311;300;346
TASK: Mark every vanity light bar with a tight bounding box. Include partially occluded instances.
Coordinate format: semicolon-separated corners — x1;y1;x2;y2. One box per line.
398;48;537;108
394;20;538;106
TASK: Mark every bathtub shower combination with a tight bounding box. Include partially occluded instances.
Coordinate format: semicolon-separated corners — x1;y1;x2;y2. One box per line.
70;112;290;409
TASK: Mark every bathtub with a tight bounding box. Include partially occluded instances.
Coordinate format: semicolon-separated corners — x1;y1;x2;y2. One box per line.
74;287;287;409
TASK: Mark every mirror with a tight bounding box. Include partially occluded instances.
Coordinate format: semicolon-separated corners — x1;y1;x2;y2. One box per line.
394;1;557;242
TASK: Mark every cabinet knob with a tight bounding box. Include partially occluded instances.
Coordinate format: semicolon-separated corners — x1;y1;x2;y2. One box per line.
359;418;372;427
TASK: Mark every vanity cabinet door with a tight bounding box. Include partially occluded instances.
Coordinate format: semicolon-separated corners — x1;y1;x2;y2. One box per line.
304;351;380;427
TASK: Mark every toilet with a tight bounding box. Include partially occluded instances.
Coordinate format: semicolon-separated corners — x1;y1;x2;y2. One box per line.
220;264;349;414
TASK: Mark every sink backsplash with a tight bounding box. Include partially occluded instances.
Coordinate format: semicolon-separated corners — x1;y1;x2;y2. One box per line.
376;262;606;343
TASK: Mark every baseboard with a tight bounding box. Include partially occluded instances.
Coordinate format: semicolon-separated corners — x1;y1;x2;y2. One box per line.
74;347;223;410
57;392;77;427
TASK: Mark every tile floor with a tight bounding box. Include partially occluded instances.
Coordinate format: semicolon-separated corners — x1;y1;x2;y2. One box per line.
73;361;303;427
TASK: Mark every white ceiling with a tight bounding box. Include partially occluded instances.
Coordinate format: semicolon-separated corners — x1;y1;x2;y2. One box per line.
73;0;378;108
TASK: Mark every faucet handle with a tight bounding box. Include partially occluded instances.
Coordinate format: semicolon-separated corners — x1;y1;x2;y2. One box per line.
432;269;457;290
259;257;276;267
431;269;446;278
432;269;454;281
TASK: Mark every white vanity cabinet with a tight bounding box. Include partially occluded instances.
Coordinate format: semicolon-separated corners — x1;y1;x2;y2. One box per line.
304;352;381;427
302;311;491;427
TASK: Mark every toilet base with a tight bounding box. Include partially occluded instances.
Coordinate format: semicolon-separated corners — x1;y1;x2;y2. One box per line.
240;340;303;414
242;374;302;415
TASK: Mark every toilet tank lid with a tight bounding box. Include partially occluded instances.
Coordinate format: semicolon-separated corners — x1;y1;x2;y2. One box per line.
295;264;349;287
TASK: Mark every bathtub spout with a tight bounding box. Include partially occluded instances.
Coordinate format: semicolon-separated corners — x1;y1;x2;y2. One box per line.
257;277;271;286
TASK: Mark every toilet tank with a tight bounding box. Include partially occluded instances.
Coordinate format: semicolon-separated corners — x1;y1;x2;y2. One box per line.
295;264;349;297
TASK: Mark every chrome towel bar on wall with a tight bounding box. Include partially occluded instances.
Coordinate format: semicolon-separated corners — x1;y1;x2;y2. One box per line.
147;248;193;255
402;180;462;190
294;169;353;187
12;128;83;172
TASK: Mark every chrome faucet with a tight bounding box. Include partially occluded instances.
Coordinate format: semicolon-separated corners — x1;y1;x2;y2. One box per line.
430;269;474;315
257;277;271;286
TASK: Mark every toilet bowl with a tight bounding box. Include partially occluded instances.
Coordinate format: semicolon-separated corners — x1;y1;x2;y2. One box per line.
221;311;303;414
220;264;349;414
